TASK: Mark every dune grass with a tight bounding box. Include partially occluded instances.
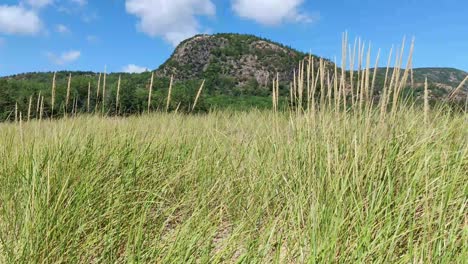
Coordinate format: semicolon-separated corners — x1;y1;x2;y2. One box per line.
1;34;467;262
0;105;466;263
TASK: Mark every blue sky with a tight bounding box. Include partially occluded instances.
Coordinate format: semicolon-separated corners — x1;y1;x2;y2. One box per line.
0;0;467;76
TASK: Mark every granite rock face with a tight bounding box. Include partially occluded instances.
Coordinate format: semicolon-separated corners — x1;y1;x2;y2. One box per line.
155;33;328;88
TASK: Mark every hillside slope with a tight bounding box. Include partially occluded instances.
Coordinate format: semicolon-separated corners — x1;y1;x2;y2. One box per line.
1;33;467;119
4;33;466;94
372;67;467;100
155;33;329;88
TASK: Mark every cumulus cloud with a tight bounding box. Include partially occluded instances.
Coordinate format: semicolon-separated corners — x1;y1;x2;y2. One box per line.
56;24;70;34
47;50;81;65
0;5;43;35
125;0;215;46
122;64;149;73
231;0;316;25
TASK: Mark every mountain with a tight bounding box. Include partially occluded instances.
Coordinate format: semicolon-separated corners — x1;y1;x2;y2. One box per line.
413;68;467;97
155;33;466;100
413;68;467;87
4;33;466;95
412;68;467;100
1;33;467;120
155;33;330;88
372;67;467;100
4;33;332;95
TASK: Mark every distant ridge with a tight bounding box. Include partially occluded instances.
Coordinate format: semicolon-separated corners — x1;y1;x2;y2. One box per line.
154;33;332;87
2;33;467;101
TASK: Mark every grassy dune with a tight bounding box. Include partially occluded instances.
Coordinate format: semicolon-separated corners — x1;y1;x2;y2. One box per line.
1;35;467;263
0;106;466;262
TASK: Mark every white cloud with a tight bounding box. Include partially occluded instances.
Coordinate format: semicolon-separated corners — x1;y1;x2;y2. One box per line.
56;24;70;34
47;50;81;65
125;0;215;46
24;0;54;9
0;5;42;35
122;64;148;73
231;0;316;25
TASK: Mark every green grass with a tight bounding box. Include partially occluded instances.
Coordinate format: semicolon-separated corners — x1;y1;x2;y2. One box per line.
0;106;466;263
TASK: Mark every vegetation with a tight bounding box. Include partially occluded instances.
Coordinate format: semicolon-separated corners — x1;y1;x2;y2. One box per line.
0;72;211;120
1;34;467;120
0;70;288;120
1;68;465;121
0;105;467;263
163;33;308;79
0;34;467;262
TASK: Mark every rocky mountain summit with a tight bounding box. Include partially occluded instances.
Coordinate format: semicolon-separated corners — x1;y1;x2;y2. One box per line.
155;33;329;87
155;33;466;99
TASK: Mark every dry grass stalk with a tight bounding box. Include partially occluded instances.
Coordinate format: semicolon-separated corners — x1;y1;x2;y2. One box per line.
292;68;297;106
87;82;91;112
341;77;347;111
424;77;429;123
73;97;78;116
349;38;357;106
276;73;280;111
399;38;415;92
319;59;325;109
66;73;72;112
312;69;320;113
116;75;121;113
391;37;407;112
364;43;372;103
192;79;205;112
386;49;399;109
289;83;293;107
380;47;394;119
310;58;316;112
27;96;32;122
39;96;44;121
465;91;468;113
36;91;41;117
102;67;107;111
333;58;339;112
166;75;174;112
174;102;181;113
356;39;363;108
51;72;56;115
370;48;381;101
71;97;75;116
360;42;366;93
306;54;311;110
395;38;414;115
340;32;348;111
272;77;277;112
448;75;468;99
327;71;332;110
298;61;304;110
15;102;18;123
148;72;154;113
96;73;102;102
358;43;370;110
19;112;24;146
